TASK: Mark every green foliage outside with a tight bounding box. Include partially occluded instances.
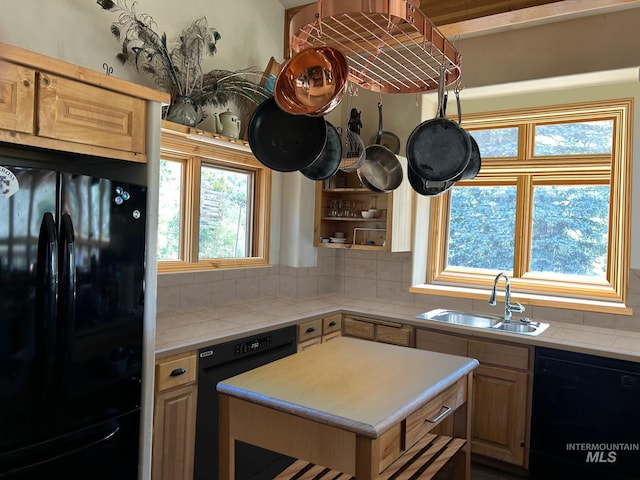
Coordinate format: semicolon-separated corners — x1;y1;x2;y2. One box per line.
198;166;250;259
447;120;613;280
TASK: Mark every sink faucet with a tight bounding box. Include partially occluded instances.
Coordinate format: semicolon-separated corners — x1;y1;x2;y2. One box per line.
488;272;525;322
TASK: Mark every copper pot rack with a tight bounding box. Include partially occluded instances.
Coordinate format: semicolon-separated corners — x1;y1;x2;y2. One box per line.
289;0;462;94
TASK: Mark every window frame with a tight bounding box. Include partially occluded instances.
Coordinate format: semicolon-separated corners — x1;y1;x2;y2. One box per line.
158;124;271;272
411;99;633;314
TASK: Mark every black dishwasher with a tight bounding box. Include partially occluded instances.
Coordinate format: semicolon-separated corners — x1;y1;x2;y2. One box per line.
530;346;640;480
193;325;297;480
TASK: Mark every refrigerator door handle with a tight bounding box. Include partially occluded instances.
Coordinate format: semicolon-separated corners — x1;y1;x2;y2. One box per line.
35;212;58;399
55;213;76;391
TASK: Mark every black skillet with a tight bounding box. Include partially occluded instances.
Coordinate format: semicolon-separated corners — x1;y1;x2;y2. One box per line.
407;160;455;196
406;68;471;182
300;120;342;181
248;97;327;172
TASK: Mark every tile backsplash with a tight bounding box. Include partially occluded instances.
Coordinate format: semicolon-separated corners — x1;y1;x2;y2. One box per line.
156;250;640;332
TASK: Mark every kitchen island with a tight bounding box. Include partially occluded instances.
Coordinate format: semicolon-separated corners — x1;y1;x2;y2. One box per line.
217;336;479;479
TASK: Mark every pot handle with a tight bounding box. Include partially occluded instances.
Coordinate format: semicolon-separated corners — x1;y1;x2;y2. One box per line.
376;102;383;144
455;86;462;125
437;63;447;118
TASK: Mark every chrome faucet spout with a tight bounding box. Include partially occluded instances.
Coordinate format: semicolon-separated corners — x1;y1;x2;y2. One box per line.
489;272;524;322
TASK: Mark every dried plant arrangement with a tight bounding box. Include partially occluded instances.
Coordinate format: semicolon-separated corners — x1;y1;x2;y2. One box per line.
97;0;269;124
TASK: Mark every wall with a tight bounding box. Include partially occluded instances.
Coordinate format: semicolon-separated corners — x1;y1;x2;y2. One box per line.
5;2;639;317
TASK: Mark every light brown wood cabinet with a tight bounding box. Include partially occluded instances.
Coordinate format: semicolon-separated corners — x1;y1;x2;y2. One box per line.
38;73;146;154
297;314;343;351
342;315;413;347
416;328;532;467
152;351;198;480
0;43;169;162
313;160;413;252
0;60;36;134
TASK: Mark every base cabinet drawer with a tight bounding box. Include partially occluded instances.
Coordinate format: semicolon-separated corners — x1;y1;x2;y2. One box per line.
343;316;376;340
343;315;413;346
405;376;467;448
376;323;413;347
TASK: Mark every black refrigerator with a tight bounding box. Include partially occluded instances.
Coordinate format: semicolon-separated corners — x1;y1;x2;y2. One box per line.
0;145;147;479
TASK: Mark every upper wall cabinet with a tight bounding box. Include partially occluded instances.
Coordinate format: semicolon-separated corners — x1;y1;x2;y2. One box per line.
313;156;413;252
0;43;169;162
38;73;146;154
0;60;36;134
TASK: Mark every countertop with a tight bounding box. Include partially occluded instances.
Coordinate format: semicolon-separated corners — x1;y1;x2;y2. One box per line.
216;336;478;438
155;294;640;362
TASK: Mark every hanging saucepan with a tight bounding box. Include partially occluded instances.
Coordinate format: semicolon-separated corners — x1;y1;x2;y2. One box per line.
406;66;471;182
368;102;400;154
300;120;342;181
407;161;455;196
357;144;403;193
248;97;327;172
357;98;403;192
273;46;349;117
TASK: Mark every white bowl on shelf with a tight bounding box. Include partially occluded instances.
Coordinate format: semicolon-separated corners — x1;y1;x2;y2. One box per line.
330;237;347;243
361;210;376;219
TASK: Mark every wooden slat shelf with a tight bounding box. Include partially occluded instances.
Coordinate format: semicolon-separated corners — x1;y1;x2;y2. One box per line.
274;433;466;480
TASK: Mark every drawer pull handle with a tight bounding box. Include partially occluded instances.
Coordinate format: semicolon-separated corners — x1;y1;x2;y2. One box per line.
425;405;452;424
170;367;186;377
328;321;337;327
306;327;316;333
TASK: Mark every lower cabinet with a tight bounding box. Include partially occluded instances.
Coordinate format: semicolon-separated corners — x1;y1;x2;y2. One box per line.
297;314;343;351
342;314;414;347
152;351;198;480
416;328;532;467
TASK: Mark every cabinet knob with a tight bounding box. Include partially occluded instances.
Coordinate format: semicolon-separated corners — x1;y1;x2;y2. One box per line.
22;80;30;88
42;77;50;86
328;321;337;327
306;327;316;333
170;367;186;377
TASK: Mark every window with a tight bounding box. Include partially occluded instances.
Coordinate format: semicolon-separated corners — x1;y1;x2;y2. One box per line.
416;99;633;313
157;128;271;271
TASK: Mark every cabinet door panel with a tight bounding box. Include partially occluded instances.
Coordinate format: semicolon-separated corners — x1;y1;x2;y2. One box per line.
0;60;35;133
152;384;197;480
38;73;146;153
471;364;528;466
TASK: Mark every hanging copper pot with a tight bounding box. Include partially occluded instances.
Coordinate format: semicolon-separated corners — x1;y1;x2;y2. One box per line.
274;46;348;116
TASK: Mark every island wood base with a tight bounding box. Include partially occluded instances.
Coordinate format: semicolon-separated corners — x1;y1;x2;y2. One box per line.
218;373;472;480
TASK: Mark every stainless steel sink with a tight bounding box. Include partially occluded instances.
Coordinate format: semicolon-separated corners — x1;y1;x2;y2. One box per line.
416;309;549;336
416;309;502;328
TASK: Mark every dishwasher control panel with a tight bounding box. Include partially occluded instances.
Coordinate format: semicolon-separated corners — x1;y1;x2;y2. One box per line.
234;335;272;356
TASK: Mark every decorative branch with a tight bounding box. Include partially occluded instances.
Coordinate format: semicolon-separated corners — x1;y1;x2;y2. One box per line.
97;0;267;112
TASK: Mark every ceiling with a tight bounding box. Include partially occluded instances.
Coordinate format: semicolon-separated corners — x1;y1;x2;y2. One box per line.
279;0;640;37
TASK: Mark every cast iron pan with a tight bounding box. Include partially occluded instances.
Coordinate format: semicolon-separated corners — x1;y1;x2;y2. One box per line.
300;121;342;181
248;97;327;172
406;68;471;182
407;161;454;196
406;115;471;182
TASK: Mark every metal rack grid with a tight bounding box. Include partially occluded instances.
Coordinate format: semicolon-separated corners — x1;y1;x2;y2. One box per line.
289;0;462;94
